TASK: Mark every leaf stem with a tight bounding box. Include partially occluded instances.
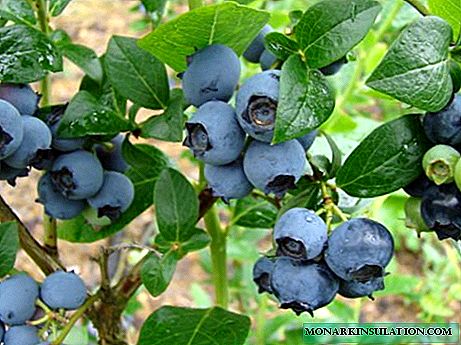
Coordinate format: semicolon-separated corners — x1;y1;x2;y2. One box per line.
403;0;430;16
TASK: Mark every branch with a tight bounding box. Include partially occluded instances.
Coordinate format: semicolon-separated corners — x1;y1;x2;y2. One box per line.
403;0;430;16
0;195;64;275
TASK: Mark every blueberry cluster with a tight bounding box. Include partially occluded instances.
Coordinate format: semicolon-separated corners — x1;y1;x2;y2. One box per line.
0;271;86;345
253;208;394;316
0;83;134;221
404;95;461;241
181;38;318;200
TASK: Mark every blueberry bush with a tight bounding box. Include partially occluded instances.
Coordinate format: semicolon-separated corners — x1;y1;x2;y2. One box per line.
0;0;460;344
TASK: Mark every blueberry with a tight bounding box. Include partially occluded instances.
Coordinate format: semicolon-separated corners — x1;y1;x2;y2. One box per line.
0;83;40;116
338;276;384;300
403;174;433;198
236;70;280;142
0;163;29;187
184;101;245;165
423;94;461;146
274;208;327;260
40;271;87;310
4;325;40;345
243;25;272;63
37;173;86;220
421;184;461;240
204;159;253;201
50;150;104;200
0;274;39;325
0;100;24;159
319;56;348;76
182;44;240;107
296;130;318;151
259;49;277;71
243;140;306;196
95;134;129;173
87;171;135;221
270;257;339;316
4;116;52;169
50;120;86;152
252;256;275;294
324;218;394;282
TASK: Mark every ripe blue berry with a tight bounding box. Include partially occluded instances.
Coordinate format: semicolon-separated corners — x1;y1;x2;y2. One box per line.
403;174;433;198
204;159;253;201
50;150;104;200
296;130;318;151
243;140;306;196
271;257;339;316
184;101;245;165
259;49;277;71
243;25;272;63
49;117;86;153
37;173;86;220
95;135;129;173
274;208;327;260
40;271;87;310
319;56;348;76
252;257;275;294
87;171;135;221
4;326;40;345
0;100;24;159
338;277;384;300
182;44;240;107
236;70;280;142
0;83;40;116
0;274;39;325
4;116;52;169
0;163;28;187
324;218;394;282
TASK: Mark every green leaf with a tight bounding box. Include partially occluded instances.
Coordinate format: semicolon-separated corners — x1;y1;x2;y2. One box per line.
0;0;36;25
273;55;335;143
154;168;198;242
138;306;250;345
141;0;168;24
155;228;210;259
295;0;381;68
59;43;103;83
336;114;430;197
264;32;299;61
366;16;453;112
141;251;177;297
140;88;185;142
278;182;322;220
105;36;169;110
58;141;169;243
0;25;62;83
0;222;18;277
233;197;278;229
49;0;72;16
429;0;461;40
324;132;342;178
57;91;132;138
138;2;269;72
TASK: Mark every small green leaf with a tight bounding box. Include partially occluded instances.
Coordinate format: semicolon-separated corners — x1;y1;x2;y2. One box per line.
138;306;250;345
366;16;453;112
429;0;461;40
336;114;431;197
273;55;335;143
140;88;185;142
59;43;103;83
323;132;342;178
0;25;62;83
233;197;278;229
295;0;381;68
0;0;36;25
138;2;269;72
141;252;177;297
58;91;131;138
105;36;169;110
155;168;198;242
0;222;18;277
264;32;299;61
278;183;322;220
49;0;72;16
154;228;210;259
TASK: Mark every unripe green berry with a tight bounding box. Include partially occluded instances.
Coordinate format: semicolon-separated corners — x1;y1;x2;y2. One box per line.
422;145;460;185
404;197;430;234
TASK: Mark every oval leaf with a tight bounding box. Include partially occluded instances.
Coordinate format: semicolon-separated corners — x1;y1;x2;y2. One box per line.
336;114;430;197
295;0;381;68
138;2;269;72
0;222;18;277
366;16;453;112
141;252;177;297
273;55;335;143
105;36;169;110
138;306;250;345
264;32;299;61
59;43;103;83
